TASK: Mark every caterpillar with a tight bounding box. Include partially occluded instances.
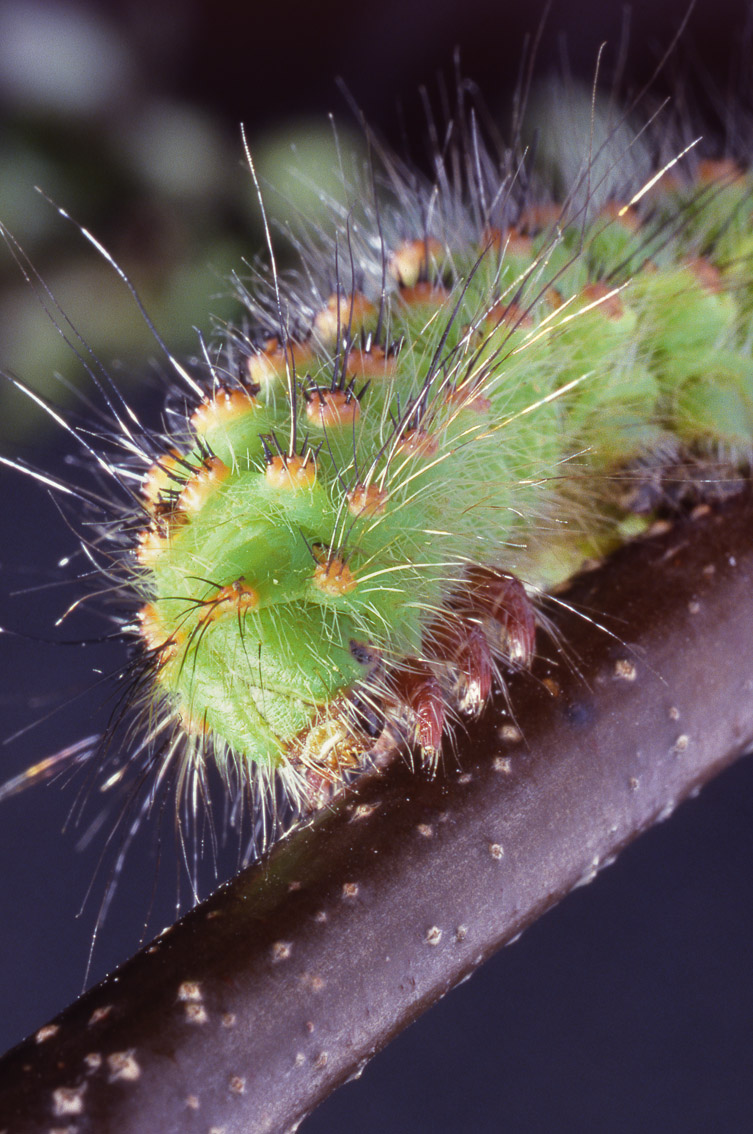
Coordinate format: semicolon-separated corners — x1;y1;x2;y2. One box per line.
74;118;753;808
3;51;753;1084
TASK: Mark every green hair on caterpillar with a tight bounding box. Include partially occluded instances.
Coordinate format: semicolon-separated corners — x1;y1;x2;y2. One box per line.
2;69;753;909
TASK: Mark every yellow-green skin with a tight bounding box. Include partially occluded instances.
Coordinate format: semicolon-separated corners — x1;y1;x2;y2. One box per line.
137;168;753;774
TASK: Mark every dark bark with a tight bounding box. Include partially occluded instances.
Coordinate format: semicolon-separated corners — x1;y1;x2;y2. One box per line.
1;492;752;1133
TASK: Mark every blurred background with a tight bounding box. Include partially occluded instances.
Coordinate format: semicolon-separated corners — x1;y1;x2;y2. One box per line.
1;0;753;1130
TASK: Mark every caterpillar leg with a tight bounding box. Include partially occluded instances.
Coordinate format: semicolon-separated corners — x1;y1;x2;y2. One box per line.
424;618;493;716
455;567;537;669
389;660;446;763
379;568;537;769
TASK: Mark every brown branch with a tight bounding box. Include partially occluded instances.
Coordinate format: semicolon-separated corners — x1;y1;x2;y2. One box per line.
1;490;752;1133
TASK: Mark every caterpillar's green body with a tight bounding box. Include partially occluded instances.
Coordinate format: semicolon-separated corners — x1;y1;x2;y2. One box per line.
132;148;753;801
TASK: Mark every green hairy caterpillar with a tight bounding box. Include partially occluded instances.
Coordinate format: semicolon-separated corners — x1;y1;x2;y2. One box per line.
109;133;753;810
2;22;753;1129
3;82;753;860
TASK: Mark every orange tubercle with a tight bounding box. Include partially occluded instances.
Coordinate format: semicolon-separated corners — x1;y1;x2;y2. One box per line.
684;257;723;295
314;292;375;342
390;237;443;288
313;557;357;596
481;227;534;257
137;604;183;662
345;345;398;379
141;450;184;510
265;454;317;489
246;337;314;388
305;389;360;428
177;456;230;514
487;300;534;329
201;578;260;623
191;387;258;434
347;483;389;517
397;429;439;457
444;383;492;414
696;158;742;185
398;281;449;307
136;525;169;567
